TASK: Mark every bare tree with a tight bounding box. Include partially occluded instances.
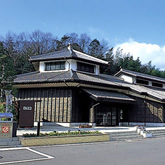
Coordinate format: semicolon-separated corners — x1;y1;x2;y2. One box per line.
67;33;79;44
78;33;91;53
29;30;57;55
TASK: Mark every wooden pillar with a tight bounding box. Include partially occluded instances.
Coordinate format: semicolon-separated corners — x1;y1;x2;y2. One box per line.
90;102;100;124
162;105;164;123
90;107;94;123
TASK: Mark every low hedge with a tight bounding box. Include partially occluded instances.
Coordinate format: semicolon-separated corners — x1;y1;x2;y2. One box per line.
23;131;101;137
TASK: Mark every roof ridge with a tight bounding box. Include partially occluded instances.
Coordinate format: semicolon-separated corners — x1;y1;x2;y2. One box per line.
16;71;40;77
140;85;165;99
30;47;69;60
69;69;74;79
115;68;165;82
100;73;124;80
73;49;108;64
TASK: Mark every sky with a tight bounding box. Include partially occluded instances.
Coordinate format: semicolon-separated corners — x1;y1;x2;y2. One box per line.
0;0;165;69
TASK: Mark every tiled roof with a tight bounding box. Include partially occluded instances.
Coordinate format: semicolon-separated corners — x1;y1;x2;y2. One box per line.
29;46;108;65
128;84;165;101
14;70;74;83
14;70;123;88
14;70;165;102
75;72;123;87
82;88;135;102
115;68;165;83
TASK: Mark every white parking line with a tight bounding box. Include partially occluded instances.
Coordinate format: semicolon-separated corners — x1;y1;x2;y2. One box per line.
27;148;54;159
0;147;54;165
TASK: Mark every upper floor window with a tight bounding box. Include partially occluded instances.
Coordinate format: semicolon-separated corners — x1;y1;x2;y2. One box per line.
45;61;65;71
77;62;95;73
136;78;149;85
152;82;163;88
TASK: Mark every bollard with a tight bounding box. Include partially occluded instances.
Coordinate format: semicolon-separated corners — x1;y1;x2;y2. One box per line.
37;121;40;136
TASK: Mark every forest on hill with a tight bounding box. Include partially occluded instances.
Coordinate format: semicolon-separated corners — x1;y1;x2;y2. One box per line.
1;30;165;91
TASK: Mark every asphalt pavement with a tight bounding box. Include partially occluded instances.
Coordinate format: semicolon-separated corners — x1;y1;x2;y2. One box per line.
0;136;165;165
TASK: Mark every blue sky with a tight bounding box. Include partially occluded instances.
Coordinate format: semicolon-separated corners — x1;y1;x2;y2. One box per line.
1;0;165;69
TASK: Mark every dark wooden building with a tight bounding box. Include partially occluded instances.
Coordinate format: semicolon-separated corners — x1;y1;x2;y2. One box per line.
14;45;165;127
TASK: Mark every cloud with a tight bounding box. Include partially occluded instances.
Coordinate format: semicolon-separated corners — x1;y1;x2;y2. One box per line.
114;39;165;70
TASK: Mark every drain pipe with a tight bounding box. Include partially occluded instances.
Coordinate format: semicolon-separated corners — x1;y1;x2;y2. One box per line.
90;102;100;127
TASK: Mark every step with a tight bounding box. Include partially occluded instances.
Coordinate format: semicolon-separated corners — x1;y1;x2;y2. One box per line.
0;141;21;146
0;142;8;146
110;132;139;136
0;137;19;142
111;134;142;138
150;130;165;133
7;141;21;146
152;132;165;135
109;131;143;141
110;129;165;141
109;131;137;134
111;135;141;139
0;137;21;146
110;136;143;141
110;132;140;136
153;134;165;137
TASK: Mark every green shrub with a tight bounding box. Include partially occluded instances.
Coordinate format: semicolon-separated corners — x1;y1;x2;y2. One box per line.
23;131;101;137
0;99;5;113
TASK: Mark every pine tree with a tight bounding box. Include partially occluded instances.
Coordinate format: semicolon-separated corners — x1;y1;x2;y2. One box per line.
88;39;104;59
0;42;15;90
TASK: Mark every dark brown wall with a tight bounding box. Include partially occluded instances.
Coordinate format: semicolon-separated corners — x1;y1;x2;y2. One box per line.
128;97;164;123
16;88;72;122
16;87;165;124
71;89;92;122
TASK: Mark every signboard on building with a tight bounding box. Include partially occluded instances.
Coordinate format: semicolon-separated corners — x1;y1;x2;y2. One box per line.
23;106;32;111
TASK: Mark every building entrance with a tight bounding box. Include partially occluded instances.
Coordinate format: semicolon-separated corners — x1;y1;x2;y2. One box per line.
96;106;118;126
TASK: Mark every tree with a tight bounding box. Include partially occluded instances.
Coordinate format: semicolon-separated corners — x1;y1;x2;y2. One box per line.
78;33;91;53
56;35;70;50
72;43;83;52
104;48;115;74
88;39;106;59
100;39;109;56
0;42;15;90
3;32;17;65
29;30;57;54
63;33;83;52
1;30;165;79
88;39;100;56
66;33;79;44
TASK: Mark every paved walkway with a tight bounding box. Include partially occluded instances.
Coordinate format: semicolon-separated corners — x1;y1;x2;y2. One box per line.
17;125;165;136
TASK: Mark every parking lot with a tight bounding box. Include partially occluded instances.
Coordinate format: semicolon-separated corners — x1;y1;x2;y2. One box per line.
0;147;53;165
0;136;165;165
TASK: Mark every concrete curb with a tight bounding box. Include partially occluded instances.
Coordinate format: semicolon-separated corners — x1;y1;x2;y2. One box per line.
20;133;110;147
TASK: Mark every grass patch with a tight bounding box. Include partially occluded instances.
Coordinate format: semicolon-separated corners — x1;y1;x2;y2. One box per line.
23;131;102;137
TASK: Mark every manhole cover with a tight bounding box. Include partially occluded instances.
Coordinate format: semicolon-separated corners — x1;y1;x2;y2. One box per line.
0;156;3;159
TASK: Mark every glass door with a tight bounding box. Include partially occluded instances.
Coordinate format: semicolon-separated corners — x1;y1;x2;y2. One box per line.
96;106;118;126
111;108;117;126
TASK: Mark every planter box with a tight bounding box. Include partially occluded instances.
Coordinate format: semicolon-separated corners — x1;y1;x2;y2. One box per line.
20;133;109;147
79;125;92;128
137;128;142;134
135;126;141;131
143;132;152;138
140;130;144;135
137;127;146;134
